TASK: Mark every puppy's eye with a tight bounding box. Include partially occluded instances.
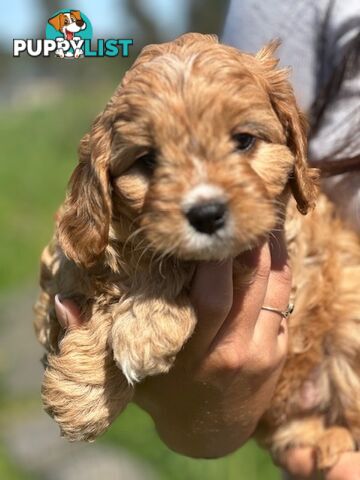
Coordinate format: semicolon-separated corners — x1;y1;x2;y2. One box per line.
136;150;157;173
233;133;256;152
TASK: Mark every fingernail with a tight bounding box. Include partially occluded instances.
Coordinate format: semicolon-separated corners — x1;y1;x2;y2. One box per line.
55;294;69;328
269;230;288;269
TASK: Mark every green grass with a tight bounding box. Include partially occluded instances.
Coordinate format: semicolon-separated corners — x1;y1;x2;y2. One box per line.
0;84;115;291
0;444;36;480
0;87;281;479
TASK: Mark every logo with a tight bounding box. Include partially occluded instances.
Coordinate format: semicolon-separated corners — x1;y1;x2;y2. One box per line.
13;9;133;59
46;9;92;58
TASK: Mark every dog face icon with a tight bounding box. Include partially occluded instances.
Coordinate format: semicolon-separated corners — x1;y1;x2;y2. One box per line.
48;10;86;40
48;10;87;58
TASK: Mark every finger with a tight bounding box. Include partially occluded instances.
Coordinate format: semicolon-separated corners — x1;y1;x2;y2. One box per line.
253;231;292;350
326;452;360;480
54;295;83;330
269;229;289;272
187;259;234;355
208;242;271;351
278;447;317;479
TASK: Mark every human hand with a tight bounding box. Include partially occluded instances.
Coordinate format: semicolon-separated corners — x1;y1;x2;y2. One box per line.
55;231;291;458
280;447;360;479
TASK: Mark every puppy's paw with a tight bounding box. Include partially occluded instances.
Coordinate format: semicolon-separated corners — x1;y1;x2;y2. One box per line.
316;427;355;470
42;319;134;441
111;298;196;385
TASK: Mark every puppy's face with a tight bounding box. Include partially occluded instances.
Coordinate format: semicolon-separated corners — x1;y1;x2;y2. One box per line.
58;34;318;266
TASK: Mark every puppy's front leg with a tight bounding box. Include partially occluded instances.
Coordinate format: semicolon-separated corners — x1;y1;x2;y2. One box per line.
111;295;196;384
42;309;133;441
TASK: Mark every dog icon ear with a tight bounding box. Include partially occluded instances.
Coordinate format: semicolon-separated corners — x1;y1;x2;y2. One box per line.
256;41;319;214
48;13;64;32
70;10;82;21
58;115;112;267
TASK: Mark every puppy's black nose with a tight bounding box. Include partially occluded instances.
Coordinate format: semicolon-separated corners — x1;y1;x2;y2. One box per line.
186;202;227;234
76;19;84;26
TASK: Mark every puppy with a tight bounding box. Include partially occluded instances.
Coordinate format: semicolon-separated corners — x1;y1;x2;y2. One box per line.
34;33;360;470
48;10;86;58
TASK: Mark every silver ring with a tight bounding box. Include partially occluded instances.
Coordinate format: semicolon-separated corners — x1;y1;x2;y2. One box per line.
261;303;294;319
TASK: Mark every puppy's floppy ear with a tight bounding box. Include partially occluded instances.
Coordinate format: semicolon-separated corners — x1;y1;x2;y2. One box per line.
48;13;64;32
58;115;112;267
256;41;319;214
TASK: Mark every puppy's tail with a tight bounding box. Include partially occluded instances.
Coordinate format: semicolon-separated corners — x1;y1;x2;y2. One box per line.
42;310;133;441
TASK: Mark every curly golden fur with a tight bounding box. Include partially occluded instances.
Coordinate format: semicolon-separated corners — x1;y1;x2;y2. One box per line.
34;33;360;469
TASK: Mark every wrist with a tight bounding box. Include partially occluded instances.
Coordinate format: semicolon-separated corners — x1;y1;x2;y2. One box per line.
140;386;259;458
154;413;256;458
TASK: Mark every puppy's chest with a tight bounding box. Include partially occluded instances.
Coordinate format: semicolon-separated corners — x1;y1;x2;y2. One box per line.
105;258;196;304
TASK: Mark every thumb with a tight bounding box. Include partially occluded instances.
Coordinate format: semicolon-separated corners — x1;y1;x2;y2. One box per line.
278;447;317;479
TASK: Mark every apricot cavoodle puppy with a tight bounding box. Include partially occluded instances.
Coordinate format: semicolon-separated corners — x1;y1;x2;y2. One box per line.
34;33;360;470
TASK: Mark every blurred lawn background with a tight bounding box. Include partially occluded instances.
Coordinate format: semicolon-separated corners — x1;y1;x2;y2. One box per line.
0;1;281;479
